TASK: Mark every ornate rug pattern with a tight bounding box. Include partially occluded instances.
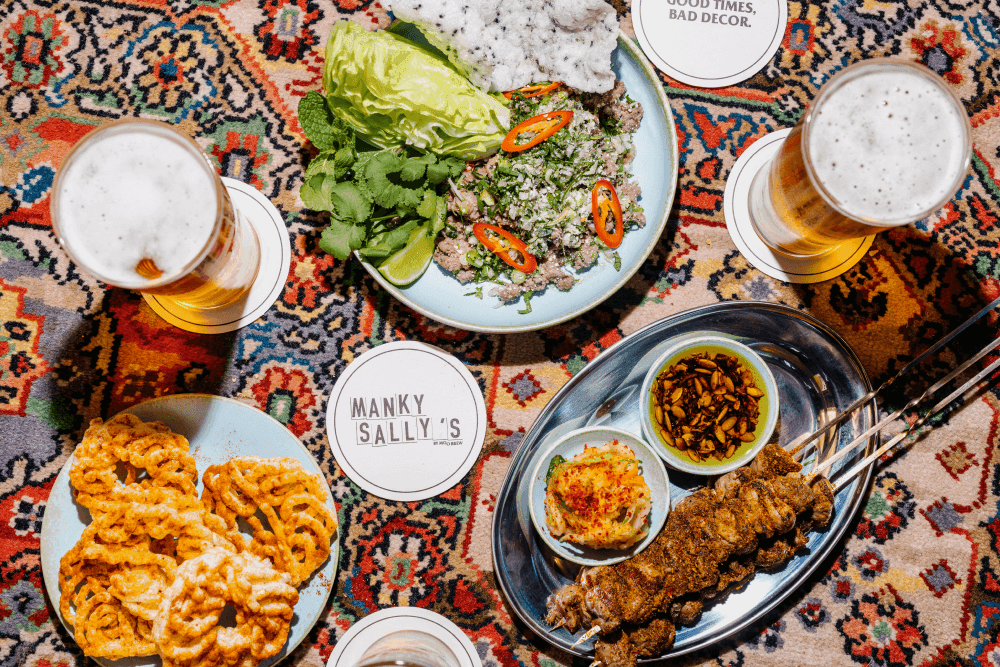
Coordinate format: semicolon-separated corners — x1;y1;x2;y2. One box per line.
1;0;999;666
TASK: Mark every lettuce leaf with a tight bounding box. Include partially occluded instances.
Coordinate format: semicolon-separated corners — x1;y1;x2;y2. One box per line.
322;21;509;161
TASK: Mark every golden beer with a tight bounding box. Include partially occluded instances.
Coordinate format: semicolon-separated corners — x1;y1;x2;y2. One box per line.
51;119;261;311
748;58;972;257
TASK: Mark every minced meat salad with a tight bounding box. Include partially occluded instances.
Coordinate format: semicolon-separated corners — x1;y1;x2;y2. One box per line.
433;80;644;304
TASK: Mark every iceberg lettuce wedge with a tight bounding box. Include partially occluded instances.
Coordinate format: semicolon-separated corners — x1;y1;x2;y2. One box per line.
322;21;509;161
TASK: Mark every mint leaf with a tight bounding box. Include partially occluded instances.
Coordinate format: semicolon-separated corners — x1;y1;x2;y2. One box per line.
299;91;354;152
305;147;356;182
334;146;356;173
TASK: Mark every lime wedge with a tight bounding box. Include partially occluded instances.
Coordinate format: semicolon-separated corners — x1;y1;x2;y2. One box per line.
377;225;435;286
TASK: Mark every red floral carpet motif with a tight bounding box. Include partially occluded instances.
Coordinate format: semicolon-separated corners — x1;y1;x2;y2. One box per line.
837;587;929;666
855;473;917;544
352;514;448;611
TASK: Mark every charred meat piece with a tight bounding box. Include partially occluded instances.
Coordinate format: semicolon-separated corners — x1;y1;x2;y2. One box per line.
593;619;676;667
669;599;704;625
811;476;836;527
544;583;592;631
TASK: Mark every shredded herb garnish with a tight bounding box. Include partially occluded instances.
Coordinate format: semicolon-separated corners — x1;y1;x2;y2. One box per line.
518;290;534;314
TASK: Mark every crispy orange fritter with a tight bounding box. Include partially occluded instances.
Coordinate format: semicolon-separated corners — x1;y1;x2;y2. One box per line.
153;547;298;667
70;414;199;516
201;456;338;586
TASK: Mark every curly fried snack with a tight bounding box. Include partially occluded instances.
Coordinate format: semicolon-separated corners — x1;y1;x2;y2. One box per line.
91;486;234;562
60;416;325;664
61;413;236;660
153;547;299;667
59;520;176;658
58;487;237;655
70;414;198;516
201;456;337;587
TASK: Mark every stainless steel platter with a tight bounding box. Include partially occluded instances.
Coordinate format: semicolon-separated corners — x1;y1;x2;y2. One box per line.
491;302;876;659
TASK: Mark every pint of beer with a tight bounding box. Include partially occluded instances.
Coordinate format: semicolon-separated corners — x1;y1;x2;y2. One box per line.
51;119;261;310
748;58;972;257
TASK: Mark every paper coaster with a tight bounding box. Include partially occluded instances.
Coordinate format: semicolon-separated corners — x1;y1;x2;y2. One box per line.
143;177;291;334
326;608;481;667
723;128;875;284
633;0;787;88
326;341;487;501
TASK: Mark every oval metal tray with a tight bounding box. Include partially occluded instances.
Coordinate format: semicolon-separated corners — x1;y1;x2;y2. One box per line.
491;302;876;659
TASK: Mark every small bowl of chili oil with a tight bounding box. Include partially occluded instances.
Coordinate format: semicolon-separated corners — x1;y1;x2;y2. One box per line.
640;336;779;476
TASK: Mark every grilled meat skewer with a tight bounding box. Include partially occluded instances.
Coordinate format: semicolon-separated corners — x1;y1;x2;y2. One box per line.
545;445;834;667
595;521;817;667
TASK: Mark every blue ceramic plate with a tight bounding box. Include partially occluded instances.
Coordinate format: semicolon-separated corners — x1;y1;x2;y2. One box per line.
39;394;338;667
528;426;670;566
360;31;678;333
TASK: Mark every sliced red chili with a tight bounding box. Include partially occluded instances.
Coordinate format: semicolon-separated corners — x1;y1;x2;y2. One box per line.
501;110;573;153
592;179;624;249
503;82;562;99
472;222;538;273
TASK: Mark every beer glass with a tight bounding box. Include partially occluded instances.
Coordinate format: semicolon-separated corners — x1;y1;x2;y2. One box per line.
747;58;972;257
51;119;261;311
352;630;460;667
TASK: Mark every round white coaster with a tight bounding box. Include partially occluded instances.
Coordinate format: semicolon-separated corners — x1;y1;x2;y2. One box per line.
143;176;291;333
723;128;875;284
326;341;487;501
326;608;481;667
633;0;788;88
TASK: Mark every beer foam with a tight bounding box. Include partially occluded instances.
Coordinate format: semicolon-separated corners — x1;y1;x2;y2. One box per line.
806;66;968;225
56;127;218;288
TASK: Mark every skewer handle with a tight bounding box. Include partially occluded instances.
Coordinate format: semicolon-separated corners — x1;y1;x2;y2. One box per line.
811;335;1000;478
786;295;1000;457
833;354;1000;491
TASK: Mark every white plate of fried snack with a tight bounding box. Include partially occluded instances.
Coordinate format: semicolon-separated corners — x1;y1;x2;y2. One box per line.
40;394;339;667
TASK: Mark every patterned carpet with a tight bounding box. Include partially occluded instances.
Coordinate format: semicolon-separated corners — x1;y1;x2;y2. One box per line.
1;0;1000;666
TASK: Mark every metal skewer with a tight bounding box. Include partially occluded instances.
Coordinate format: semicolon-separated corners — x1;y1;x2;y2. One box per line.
570;626;601;649
830;353;1000;491
808;335;1000;479
785;295;1000;459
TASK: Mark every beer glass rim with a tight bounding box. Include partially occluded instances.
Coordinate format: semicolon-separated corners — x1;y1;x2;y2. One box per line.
800;57;972;228
50;118;226;289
